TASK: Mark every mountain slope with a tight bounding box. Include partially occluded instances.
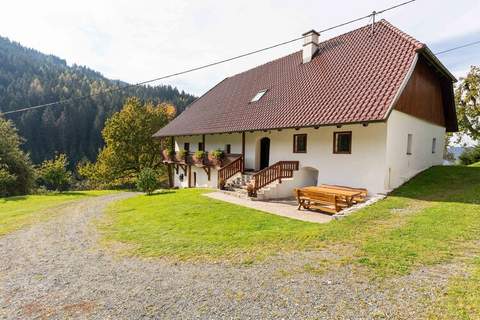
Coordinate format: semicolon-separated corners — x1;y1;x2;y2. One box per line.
0;36;195;165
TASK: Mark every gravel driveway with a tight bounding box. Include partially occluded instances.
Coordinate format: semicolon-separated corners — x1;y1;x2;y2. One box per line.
0;193;456;319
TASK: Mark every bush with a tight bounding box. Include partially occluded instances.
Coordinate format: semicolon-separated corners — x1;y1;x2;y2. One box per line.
459;145;480;165
136;168;159;194
36;154;72;191
0;116;35;197
0;166;16;197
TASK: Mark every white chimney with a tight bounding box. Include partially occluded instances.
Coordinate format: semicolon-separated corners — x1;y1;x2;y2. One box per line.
302;29;320;64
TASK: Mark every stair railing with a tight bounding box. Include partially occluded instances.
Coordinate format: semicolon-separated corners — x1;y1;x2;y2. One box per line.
217;155;243;188
250;161;299;196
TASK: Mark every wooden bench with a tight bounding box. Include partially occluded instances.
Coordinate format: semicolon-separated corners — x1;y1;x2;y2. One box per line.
295;189;347;214
318;184;368;203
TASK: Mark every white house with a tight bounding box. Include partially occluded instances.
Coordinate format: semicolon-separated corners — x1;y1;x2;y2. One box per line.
153;20;457;199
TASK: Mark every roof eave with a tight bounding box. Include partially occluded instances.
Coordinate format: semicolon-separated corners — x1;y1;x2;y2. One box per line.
417;46;457;82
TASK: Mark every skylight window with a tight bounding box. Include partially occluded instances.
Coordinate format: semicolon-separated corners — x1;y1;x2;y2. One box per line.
250;89;267;102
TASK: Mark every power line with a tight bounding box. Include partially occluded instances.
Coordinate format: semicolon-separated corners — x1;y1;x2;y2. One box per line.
434;39;480;55
2;0;417;115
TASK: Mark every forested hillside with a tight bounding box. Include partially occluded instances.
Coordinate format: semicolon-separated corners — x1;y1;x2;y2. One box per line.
0;36;195;166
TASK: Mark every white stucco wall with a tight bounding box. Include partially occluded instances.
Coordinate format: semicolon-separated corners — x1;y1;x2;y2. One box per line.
170;122;389;194
385;110;445;190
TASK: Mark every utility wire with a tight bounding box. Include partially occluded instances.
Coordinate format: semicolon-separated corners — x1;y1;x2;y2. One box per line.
2;0;417;115
434;39;480;55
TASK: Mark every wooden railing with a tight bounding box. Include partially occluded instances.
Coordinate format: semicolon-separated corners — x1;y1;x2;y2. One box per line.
251;161;299;196
217;155;243;187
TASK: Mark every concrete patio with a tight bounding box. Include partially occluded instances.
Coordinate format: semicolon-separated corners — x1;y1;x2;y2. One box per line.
204;191;333;224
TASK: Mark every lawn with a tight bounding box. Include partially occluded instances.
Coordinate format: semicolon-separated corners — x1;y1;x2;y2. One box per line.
102;165;480;275
0;190;116;236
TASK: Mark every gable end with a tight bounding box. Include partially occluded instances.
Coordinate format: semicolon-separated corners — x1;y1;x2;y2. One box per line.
393;56;457;132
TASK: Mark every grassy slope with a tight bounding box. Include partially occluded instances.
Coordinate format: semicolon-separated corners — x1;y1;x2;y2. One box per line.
102;166;480;275
0;190;116;236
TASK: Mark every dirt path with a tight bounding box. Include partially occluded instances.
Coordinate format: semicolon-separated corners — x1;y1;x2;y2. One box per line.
0;193;457;319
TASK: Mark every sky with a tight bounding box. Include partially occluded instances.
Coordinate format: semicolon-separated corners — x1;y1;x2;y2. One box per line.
0;0;479;97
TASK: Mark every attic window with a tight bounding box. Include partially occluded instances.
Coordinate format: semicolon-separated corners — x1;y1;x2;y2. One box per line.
250;89;267;102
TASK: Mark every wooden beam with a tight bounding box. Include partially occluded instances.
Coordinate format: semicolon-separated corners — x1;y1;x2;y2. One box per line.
241;131;245;173
202;166;211;181
167;164;173;188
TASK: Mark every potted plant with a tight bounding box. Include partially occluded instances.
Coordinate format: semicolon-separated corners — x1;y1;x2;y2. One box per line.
246;183;256;197
218;178;226;190
176;149;187;162
193;150;205;165
162;148;174;161
208;149;224;167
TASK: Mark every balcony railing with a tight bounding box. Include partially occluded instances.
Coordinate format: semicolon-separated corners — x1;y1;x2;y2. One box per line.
162;151;242;169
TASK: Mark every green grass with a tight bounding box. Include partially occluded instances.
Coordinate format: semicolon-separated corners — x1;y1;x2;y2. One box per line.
0;190;116;236
470;161;480;167
428;257;480;320
102;166;480;276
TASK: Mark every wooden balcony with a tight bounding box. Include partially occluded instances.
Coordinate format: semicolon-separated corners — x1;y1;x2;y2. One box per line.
163;152;242;169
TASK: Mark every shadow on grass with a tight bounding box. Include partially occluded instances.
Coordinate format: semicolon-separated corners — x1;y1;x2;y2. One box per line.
392;166;480;204
145;190;176;196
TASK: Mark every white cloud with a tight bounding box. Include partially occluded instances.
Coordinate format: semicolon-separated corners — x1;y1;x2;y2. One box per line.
1;0;479;95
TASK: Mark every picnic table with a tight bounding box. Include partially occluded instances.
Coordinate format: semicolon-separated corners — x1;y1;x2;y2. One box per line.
295;185;367;214
301;186;362;206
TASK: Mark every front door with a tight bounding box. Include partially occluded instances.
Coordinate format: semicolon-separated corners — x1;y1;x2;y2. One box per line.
260;137;270;170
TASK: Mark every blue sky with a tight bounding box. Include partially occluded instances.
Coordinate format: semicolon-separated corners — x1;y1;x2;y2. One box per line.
0;0;479;96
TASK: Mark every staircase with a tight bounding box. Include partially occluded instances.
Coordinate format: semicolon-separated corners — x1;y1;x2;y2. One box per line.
223;172;255;199
221;161;299;200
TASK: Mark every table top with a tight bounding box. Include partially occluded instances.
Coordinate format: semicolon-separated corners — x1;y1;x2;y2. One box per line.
301;186;362;197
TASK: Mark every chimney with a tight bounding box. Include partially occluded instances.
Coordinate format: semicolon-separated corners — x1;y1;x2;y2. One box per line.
302;29;320;64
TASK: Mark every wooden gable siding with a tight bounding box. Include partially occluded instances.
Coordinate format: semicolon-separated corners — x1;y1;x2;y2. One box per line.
394;57;446;127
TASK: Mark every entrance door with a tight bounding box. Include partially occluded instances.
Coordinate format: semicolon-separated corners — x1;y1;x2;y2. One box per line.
260;137;270;170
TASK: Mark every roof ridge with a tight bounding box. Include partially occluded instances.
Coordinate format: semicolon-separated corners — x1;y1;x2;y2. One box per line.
378;19;424;50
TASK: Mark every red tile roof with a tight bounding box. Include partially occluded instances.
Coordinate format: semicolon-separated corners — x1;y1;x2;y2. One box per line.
154;20;446;137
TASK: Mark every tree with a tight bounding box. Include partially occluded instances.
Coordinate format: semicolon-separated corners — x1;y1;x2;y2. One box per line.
136;167;159;194
80;98;174;188
455;66;480;142
0;115;35;196
459;145;480;165
0;35;195;167
36;154;72;191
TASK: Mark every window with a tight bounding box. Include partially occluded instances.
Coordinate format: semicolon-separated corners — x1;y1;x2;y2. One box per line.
406;134;413;155
293;134;307;153
432;138;437;154
198;142;204;151
333;131;352;154
225;144;231;154
183;143;190;152
250;89;267;102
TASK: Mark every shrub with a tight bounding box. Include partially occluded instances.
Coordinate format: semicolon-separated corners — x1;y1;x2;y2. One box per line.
0;166;16;197
210;149;224;159
459;145;480;165
0;116;35;196
36;154;72;191
136;167;159;194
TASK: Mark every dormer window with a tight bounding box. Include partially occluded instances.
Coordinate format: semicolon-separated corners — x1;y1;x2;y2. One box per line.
250;89;267;103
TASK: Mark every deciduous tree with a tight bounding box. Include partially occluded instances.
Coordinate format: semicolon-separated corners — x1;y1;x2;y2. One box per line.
79;98;174;188
0;115;34;196
455;66;480;142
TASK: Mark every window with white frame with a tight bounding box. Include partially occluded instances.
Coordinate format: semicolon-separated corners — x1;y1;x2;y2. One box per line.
250;89;267;102
432;138;437;154
406;134;413;155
